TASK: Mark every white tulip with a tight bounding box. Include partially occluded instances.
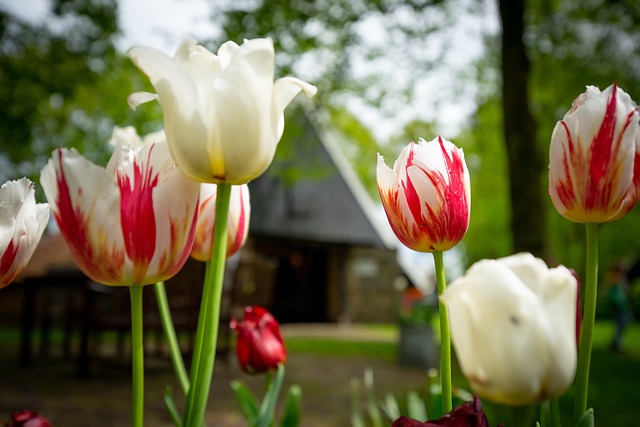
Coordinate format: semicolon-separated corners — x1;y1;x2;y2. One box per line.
441;252;578;405
128;38;317;185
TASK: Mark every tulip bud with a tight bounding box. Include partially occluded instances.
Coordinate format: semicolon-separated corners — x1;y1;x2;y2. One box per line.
549;83;640;223
441;253;578;406
377;137;470;252
230;305;286;374
4;410;52;427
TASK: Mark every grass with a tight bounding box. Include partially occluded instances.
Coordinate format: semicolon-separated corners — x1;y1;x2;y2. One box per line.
285;338;397;362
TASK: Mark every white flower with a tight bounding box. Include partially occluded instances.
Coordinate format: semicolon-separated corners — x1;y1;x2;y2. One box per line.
441;252;578;405
128;38;317;185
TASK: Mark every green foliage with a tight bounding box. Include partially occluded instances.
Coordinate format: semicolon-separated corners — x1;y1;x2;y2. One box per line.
211;0;456;111
576;409;594;427
350;368;474;425
231;364;302;427
457;97;511;265
0;0;161;186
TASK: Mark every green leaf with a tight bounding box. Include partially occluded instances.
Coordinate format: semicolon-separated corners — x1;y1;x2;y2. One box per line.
364;368;383;427
407;391;427;422
163;387;183;427
350;378;366;427
231;380;260;426
279;385;302;427
257;364;286;427
380;393;401;421
576;409;594;427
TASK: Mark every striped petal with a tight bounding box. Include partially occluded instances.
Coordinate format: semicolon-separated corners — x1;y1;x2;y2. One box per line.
549;83;640;223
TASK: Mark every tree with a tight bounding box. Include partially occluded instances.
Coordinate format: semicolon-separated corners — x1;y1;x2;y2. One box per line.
0;0;160;183
498;0;547;258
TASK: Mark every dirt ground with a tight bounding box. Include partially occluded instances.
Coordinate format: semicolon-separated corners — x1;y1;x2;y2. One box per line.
0;325;431;427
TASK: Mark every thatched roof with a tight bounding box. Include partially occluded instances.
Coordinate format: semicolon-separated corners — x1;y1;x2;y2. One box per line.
248;104;396;249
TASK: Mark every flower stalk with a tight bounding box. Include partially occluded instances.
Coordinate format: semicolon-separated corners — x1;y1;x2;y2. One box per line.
433;250;452;414
154;281;190;395
574;222;599;422
183;183;231;427
130;285;145;427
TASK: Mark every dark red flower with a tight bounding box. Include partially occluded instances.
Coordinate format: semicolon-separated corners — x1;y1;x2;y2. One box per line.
230;305;286;374
392;396;489;427
5;410;52;427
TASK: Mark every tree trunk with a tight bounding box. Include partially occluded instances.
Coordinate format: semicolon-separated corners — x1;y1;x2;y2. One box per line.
499;0;547;258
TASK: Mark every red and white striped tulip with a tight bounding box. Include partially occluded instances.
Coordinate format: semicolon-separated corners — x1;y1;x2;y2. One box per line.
377;136;470;252
549;83;640;223
40;127;200;286
128;38;317;185
0;178;50;288
191;183;250;261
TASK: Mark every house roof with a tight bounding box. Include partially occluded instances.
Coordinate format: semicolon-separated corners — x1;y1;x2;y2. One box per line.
248;103;397;249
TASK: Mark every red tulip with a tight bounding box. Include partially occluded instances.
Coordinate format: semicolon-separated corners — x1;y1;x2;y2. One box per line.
190;183;250;261
392;396;490;427
4;410;52;427
0;178;50;288
230;306;286;374
40;127;200;286
549;83;640;223
377;136;470;252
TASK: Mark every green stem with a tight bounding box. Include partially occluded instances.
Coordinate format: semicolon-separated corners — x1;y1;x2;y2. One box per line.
574;222;599;423
433;250;452;414
130;285;145;427
183;183;231;427
510;405;536;427
154;281;190;395
550;399;561;427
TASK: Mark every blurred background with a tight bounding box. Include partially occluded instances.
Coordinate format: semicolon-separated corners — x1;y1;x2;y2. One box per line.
2;0;640;274
0;0;639;425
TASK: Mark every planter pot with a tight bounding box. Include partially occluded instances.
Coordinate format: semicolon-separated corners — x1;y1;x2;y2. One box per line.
397;324;438;369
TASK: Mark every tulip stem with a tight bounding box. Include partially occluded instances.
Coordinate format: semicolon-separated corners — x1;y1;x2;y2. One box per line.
154;281;190;395
550;399;562;427
130;285;145;427
433;250;452;414
183;183;231;427
574;222;599;423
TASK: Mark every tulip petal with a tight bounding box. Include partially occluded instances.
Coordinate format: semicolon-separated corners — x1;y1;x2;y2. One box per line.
128;45;212;183
540;266;578;395
41;148;128;284
273;76;319;141
0;178;50;287
443;255;578;406
127;91;158;110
